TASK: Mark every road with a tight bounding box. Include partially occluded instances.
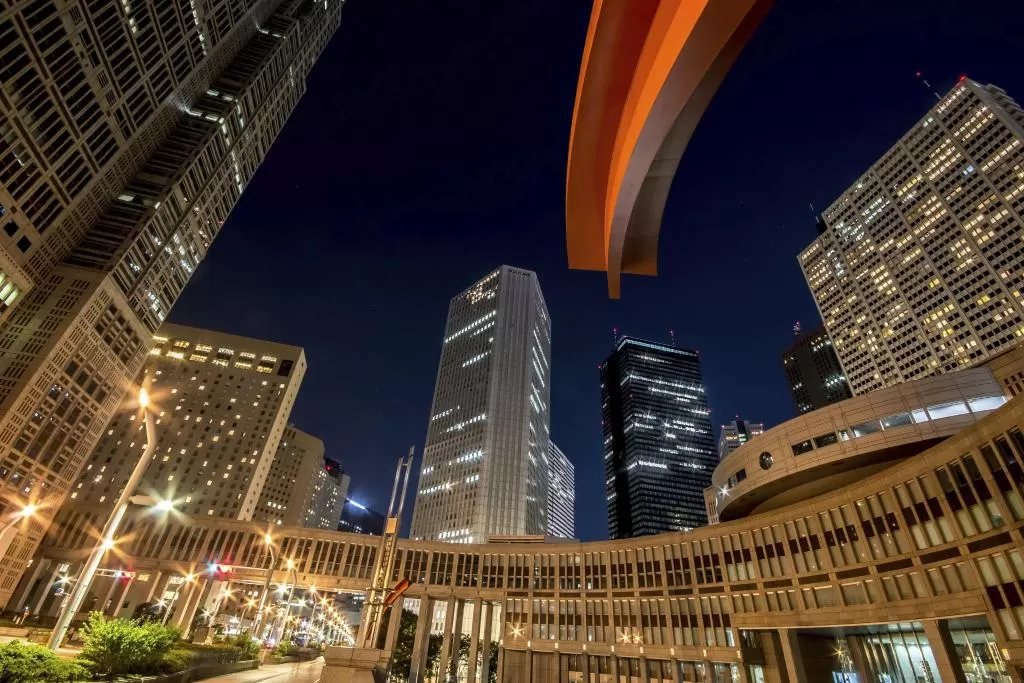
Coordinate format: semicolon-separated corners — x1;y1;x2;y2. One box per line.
204;658;325;683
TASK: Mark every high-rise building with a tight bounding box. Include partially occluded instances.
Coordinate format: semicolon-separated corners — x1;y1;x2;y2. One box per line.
0;0;344;605
338;498;385;536
716;418;764;461
601;337;715;538
410;266;551;543
61;324;305;522
253;425;349;529
547;442;575;539
782;325;853;414
800;79;1024;396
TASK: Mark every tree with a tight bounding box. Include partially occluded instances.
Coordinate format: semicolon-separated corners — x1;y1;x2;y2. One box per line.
0;641;89;683
487;641;498;683
387;608;418;682
79;612;180;677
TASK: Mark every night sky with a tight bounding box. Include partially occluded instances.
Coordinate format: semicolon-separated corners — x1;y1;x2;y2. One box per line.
169;0;1024;541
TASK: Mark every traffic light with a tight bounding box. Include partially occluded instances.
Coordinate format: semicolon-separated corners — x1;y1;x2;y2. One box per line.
207;562;233;580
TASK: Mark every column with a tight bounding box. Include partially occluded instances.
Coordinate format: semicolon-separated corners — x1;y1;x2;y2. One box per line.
640;656;651;683
180;578;209;635
467;599;483;683
611;653;620;683
8;559;46;614
144;571;164;603
777;629;808;683
31;564;60;616
480;602;495;683
845;635;873;683
409;597;433;683
922;619;967;683
496;644;505;683
438;597;458;679
582;651;591;683
100;575;119;615
383;601;404;652
111;576;134;617
670;659;681;683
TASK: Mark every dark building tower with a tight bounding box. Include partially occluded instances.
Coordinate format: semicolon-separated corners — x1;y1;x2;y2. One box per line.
782;325;853;414
601;337;715;538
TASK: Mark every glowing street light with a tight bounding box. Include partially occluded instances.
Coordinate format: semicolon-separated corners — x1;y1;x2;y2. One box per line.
49;385;158;650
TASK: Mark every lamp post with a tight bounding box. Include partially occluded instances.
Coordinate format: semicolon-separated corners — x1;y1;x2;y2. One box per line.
275;559;298;642
48;386;158;650
161;573;195;626
251;533;277;638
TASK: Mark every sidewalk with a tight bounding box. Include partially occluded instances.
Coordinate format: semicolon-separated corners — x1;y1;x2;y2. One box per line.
202;658;324;683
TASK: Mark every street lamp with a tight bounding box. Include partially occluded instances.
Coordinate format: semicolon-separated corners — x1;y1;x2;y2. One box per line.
48;385;158;650
0;501;41;559
276;559;298;642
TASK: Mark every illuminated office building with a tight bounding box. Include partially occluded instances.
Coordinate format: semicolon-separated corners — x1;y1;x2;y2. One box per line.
338;498;385;536
0;0;344;606
716;418;764;461
782;325;853;414
800;79;1024;396
410;266;551;543
254;425;349;529
62;323;305;521
602;337;715;538
547;441;575;539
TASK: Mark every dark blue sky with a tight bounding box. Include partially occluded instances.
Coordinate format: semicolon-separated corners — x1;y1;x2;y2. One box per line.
170;0;1024;540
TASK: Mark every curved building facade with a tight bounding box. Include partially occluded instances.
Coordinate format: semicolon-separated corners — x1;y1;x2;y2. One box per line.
566;0;772;297
17;392;1024;682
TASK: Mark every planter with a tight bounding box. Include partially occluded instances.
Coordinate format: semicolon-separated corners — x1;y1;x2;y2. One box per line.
109;658;258;683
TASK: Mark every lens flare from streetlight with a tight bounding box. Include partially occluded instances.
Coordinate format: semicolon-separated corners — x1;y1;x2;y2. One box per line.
101;538;115;550
154;499;175;512
19;503;38;518
138;388;150;408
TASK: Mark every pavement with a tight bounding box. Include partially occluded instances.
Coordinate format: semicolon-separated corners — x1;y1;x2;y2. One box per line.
203;658;325;683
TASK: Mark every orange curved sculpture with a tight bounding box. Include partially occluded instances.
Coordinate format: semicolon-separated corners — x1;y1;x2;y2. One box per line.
566;0;772;298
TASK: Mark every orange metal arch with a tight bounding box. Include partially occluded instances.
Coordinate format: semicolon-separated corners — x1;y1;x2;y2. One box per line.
566;0;772;298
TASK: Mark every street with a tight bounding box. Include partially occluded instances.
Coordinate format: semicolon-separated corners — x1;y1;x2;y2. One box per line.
204;659;325;683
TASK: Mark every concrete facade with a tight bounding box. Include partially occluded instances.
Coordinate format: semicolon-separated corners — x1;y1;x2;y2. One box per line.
23;390;1024;681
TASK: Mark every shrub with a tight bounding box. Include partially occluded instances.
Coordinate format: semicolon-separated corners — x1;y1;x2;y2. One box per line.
275;639;294;656
79;612;180;677
156;648;195;674
227;633;261;660
0;641;89;683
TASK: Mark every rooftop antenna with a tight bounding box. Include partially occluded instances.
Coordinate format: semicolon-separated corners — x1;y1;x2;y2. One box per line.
612;327;618;348
669;329;677;347
915;71;941;101
793;320;802;337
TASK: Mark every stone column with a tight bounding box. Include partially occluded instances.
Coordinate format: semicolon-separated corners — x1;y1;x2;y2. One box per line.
640;655;651;683
180;578;209;635
173;578;199;629
409;597;434;683
922;619;967;683
383;601;404;652
144;571;164;603
480;602;495;683
467;599;483;683
495;645;505;683
438;597;458;680
777;630;807;683
670;658;681;683
111;576;134;617
8;559;46;614
31;564;60;616
100;576;119;615
582;651;591;683
611;653;620;682
845;635;873;683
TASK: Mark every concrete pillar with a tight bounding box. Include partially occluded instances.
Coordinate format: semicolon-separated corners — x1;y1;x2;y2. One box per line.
641;656;651;683
111;576;134;617
582;651;591;683
670;658;681;683
100;575;119;615
8;558;46;613
180;578;209;635
777;630;807;683
467;599;483;683
31;564;60;616
438;597;458;680
480;602;495;683
922;619;967;683
409;597;433;683
845;634;873;683
525;649;533;681
611;653;620;683
383;601;404;652
496;644;505;683
144;571;163;603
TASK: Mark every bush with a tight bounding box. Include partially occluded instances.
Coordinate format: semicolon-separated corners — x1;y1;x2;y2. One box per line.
227;633;261;661
156;648;195;674
0;641;90;683
275;639;295;656
79;612;180;677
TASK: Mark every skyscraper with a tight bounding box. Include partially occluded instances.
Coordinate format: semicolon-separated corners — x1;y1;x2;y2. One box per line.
60;324;305;521
781;325;853;414
601;337;715;538
254;425;349;530
0;0;343;606
547;441;575;539
338;498;385;536
800;79;1024;396
716;418;764;461
410;266;551;543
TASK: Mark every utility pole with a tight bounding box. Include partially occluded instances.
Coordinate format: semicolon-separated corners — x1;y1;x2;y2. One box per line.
358;448;413;649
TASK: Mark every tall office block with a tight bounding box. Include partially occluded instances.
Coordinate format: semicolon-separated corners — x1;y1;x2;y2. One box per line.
717;418;764;461
339;499;385;536
782;325;853;414
547;441;575;539
602;337;715;538
0;0;343;605
800;80;1024;396
254;425;348;529
62;324;305;522
410;266;551;543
